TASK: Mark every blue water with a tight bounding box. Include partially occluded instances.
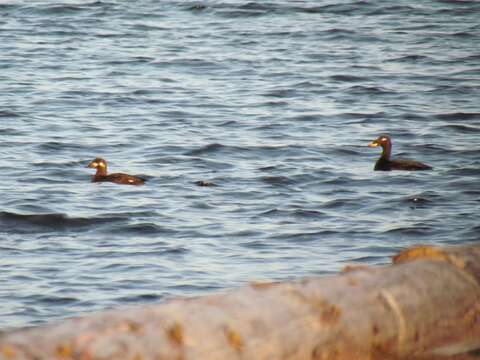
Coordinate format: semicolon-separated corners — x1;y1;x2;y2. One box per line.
0;0;479;329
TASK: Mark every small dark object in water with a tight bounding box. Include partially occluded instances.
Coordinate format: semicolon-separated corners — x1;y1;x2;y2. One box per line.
195;180;216;187
368;135;432;171
87;158;146;185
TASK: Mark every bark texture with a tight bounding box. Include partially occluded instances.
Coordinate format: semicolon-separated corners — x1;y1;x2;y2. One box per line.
1;244;480;360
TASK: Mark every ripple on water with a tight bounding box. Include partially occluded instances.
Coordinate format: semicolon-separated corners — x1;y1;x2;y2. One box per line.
110;222;179;236
0;211;124;233
438;124;480;134
434;112;480;121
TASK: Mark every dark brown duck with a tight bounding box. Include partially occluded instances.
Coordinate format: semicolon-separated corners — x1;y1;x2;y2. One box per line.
87;158;146;185
368;135;432;171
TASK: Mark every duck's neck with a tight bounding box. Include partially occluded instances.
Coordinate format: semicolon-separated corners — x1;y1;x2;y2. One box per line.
380;142;392;160
96;166;107;177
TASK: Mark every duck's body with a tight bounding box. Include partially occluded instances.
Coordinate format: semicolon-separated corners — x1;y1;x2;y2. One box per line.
194;180;217;187
373;156;432;171
87;158;146;185
368;135;432;171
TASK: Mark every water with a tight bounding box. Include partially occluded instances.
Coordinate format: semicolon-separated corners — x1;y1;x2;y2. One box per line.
0;0;479;329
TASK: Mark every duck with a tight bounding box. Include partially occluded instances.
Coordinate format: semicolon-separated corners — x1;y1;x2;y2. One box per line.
87;158;146;185
194;180;217;187
368;135;432;171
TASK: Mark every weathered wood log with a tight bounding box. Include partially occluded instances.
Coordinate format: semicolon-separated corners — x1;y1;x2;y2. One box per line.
1;244;480;360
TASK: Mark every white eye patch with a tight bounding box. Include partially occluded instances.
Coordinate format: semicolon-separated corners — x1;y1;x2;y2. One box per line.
91;162;98;167
380;137;387;142
99;162;105;167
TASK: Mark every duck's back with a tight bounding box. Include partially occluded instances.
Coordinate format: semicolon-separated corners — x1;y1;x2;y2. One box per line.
375;158;432;171
93;173;146;185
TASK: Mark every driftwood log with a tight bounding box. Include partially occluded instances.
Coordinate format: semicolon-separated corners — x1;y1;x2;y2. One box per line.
1;244;480;360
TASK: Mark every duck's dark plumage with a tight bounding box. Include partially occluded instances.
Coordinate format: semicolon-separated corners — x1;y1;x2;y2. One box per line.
194;180;217;187
368;135;432;171
87;158;146;185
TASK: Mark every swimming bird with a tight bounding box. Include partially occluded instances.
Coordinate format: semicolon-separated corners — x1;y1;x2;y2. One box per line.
87;158;146;185
368;135;432;171
194;180;217;187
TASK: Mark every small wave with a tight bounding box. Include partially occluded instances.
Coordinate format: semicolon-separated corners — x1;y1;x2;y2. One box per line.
367;5;415;15
239;2;275;11
158;247;189;255
451;31;477;38
132;24;167;32
213;2;276;17
27;4;89;15
0;127;24;136
0;211;124;230
451;54;480;63
131;88;161;96
111;223;178;235
261;176;295;186
0;2;17;9
216;120;238;127
34;295;79;306
326;147;361;156
346;85;393;95
185;3;208;12
184;143;283;157
427;84;477;95
318;28;357;40
461;226;480;242
186;143;231;156
343;111;387;119
435;0;478;3
401;113;429;121
197;1;372;16
0;110;20;118
185;157;234;170
385;54;432;63
95;32;126;39
128;247;189;257
273;230;339;242
262;88;297;98
354;245;400;254
321;199;354;209
329;74;367;82
324;28;355;35
349;255;390;263
117;293;163;303
298;2;371;15
439;124;480;134
28;1;109;14
393;24;439;32
294;209;327;218
445;168;480;177
168;58;224;70
434;112;480;121
384;225;432;236
321;176;354;186
437;5;480;15
258;208;325;219
257;165;278;172
36;141;85;152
